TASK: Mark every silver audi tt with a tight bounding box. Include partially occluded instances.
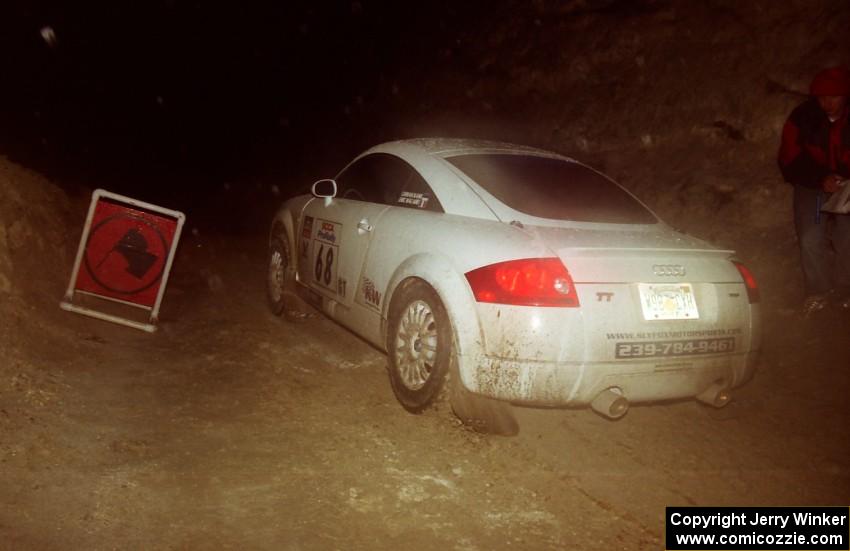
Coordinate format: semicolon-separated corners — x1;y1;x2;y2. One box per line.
268;138;760;434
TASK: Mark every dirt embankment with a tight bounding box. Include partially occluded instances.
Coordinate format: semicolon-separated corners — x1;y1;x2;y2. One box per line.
0;158;77;409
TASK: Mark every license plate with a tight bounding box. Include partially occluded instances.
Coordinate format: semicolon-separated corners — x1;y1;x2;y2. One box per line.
638;283;699;320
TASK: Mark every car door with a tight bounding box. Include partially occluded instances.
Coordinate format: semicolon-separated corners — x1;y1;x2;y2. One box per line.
296;154;405;328
350;162;447;342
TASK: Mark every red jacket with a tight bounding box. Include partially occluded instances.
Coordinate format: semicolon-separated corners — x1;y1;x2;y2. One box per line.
778;98;850;189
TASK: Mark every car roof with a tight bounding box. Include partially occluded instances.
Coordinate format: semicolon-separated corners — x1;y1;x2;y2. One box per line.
342;138;592;222
368;137;571;160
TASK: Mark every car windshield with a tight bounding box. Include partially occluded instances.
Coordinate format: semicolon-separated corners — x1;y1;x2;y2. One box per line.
446;154;658;224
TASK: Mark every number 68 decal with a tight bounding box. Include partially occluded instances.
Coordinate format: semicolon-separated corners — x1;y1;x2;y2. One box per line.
314;244;334;286
310;219;340;293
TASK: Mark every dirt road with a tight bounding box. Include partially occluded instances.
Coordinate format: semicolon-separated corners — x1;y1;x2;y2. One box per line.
2;233;848;550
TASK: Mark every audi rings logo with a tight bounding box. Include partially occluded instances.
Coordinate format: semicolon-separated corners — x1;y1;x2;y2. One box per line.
652;264;686;277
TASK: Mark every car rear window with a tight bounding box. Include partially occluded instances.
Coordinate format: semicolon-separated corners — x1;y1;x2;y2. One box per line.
446;154;657;224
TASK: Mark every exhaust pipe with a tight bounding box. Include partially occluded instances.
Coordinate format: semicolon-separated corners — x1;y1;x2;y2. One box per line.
591;388;629;419
696;382;731;408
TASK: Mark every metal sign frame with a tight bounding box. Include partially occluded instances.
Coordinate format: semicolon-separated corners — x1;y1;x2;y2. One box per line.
60;189;186;332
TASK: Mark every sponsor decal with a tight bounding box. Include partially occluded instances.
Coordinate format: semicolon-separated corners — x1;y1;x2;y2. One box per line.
605;327;743;340
316;220;337;244
596;292;614;302
606;327;743;358
302;215;313;238
362;277;382;307
397;191;430;209
615;337;735;358
337;277;347;298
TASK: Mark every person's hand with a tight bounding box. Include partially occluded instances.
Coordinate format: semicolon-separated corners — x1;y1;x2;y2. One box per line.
822;174;844;193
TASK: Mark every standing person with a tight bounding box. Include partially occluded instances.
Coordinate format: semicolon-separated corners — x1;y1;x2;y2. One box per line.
778;65;850;315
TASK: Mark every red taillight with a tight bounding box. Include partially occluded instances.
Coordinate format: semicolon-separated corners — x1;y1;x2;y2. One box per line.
465;258;580;307
732;261;759;304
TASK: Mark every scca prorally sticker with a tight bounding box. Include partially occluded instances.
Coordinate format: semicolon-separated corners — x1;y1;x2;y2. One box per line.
316;220;337;244
397;191;430;209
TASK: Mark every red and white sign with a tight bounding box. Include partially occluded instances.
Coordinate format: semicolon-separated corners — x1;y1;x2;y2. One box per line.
61;189;185;332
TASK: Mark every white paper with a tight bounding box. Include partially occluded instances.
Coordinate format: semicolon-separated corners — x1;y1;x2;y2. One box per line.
821;181;850;214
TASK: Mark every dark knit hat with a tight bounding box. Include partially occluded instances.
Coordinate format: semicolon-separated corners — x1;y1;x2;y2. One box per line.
810;65;850;96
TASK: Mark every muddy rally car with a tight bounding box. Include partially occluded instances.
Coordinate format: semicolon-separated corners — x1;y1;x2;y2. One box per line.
267;138;760;434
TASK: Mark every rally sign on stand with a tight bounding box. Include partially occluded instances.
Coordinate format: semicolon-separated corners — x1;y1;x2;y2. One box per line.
61;189;186;332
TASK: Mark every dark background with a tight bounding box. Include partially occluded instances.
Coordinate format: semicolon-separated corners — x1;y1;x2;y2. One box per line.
0;1;485;210
2;0;849;257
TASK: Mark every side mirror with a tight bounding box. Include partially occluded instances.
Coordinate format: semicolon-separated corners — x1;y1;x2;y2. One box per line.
312;179;337;198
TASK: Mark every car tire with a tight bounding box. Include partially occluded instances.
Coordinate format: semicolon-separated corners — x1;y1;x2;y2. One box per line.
386;279;519;436
267;235;290;316
387;279;453;413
